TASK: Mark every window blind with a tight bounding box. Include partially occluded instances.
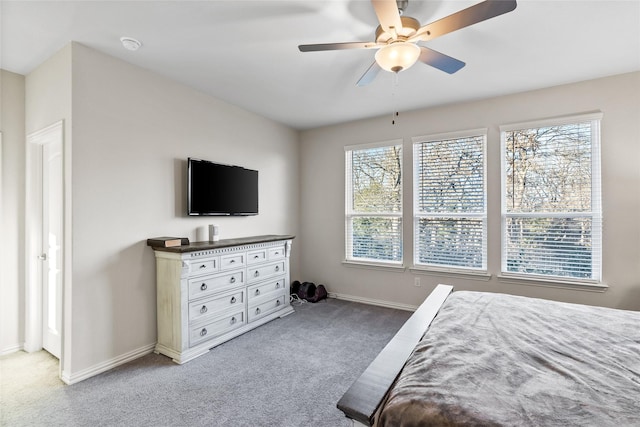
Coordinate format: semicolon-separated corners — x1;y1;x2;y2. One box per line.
345;142;403;264
501;115;602;281
413;133;487;270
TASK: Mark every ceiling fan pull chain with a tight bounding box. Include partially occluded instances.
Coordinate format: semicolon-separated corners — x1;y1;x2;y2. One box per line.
391;73;400;125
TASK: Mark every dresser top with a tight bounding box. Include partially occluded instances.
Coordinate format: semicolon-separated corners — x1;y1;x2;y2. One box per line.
149;234;295;253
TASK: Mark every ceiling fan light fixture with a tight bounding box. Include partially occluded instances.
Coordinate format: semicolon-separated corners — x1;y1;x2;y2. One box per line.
375;42;420;73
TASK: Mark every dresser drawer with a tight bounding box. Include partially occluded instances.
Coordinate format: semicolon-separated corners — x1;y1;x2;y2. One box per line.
190;310;245;347
186;258;218;276
268;246;286;260
188;270;244;300
247;249;267;265
248;295;286;322
247;261;285;284
188;289;245;323
220;252;245;271
247;278;285;303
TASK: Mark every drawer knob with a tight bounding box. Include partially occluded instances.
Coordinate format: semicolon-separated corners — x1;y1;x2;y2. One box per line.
275;265;280;272
200;328;207;337
276;300;281;306
255;289;260;296
200;305;208;314
276;282;280;289
230;259;235;263
200;283;208;291
255;307;261;315
254;255;260;259
199;264;207;269
254;271;259;277
230;317;237;325
274;252;279;255
230;276;236;284
230;296;236;304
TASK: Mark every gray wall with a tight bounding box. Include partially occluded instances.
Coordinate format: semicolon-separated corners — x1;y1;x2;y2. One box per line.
69;43;300;378
299;72;640;311
0;70;26;355
16;43;300;380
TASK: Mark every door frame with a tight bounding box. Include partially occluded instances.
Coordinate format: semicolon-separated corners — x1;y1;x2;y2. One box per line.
25;120;68;379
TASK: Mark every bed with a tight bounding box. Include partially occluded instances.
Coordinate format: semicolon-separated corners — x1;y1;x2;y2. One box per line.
337;285;640;426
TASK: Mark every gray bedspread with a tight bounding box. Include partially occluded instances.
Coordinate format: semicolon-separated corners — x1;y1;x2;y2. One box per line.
379;291;640;427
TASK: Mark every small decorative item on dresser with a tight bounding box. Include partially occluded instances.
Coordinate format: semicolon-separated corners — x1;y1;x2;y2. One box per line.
210;224;220;242
147;237;190;248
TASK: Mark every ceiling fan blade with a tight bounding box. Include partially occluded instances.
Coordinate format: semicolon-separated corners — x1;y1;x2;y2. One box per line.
418;47;465;74
298;42;379;52
410;0;517;42
356;61;382;87
371;0;403;34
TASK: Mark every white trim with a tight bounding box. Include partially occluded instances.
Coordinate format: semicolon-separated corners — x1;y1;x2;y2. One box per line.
497;274;608;293
499;111;604;132
0;343;25;357
342;260;406;272
60;343;156;385
25;126;47;352
411;127;488;144
344;138;403;152
410;266;491;281
328;292;417;312
348;212;403;218
589;118;603;281
25;120;66;372
505;211;599;218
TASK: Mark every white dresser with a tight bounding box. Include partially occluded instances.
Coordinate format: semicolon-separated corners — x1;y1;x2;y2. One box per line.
151;235;295;363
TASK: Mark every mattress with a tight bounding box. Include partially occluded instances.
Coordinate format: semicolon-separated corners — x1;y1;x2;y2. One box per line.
379;291;640;426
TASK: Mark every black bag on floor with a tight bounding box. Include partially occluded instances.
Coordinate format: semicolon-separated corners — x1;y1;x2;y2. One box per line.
296;282;327;303
291;280;301;295
307;284;327;303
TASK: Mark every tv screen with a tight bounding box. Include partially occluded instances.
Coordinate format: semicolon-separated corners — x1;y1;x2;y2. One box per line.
188;158;258;216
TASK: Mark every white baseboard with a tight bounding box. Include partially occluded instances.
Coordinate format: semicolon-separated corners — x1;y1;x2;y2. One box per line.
0;343;24;356
328;292;417;312
61;343;156;385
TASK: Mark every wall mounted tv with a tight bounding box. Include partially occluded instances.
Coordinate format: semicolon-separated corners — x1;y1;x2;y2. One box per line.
188;158;258;216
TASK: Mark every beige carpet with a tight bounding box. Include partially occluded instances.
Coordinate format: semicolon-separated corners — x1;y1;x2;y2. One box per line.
0;350;64;423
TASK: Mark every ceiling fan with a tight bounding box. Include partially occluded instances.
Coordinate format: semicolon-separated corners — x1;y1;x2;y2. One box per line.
298;0;517;86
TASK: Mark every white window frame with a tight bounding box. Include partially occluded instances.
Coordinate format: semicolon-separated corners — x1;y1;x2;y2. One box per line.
344;139;403;267
412;129;488;274
499;112;603;285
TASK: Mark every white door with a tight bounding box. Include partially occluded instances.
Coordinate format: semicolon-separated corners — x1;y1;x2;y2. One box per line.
41;134;63;358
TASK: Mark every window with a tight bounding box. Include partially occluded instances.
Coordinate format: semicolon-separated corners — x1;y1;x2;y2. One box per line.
501;113;602;282
413;130;487;271
345;141;402;264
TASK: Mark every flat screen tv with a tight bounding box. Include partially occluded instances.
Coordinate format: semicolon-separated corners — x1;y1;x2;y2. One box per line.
188;158;258;216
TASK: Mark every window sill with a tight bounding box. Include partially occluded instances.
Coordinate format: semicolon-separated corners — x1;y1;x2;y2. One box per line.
342;260;406;273
497;274;608;293
410;266;491;281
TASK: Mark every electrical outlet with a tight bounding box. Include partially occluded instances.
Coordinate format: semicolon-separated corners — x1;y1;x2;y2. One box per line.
414;277;421;287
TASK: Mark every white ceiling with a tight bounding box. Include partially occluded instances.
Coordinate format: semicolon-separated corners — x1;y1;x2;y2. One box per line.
2;0;639;130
